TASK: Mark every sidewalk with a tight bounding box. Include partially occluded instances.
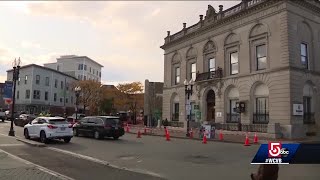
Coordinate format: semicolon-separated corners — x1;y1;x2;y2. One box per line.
126;125;320;144
0;134;63;180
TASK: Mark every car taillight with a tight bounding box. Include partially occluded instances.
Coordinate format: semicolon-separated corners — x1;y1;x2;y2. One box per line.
47;125;58;129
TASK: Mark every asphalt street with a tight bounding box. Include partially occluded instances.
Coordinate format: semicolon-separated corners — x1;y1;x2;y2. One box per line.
1;121;320;180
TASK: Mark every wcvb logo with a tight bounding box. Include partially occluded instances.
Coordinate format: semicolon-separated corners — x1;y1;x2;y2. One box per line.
268;142;282;158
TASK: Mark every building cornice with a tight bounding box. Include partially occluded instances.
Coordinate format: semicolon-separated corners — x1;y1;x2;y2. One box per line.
160;0;320;51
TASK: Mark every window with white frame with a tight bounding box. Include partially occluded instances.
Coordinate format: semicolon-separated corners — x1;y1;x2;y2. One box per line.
25;90;30;99
175;67;180;84
33;90;40;99
45;77;49;86
230;52;239;75
301;43;308;69
208;58;215;72
256;44;267;70
36;75;40;84
191;63;196;81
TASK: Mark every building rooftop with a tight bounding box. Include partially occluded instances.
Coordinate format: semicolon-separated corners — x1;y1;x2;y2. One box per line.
6;64;78;80
57;55;104;68
160;0;320;49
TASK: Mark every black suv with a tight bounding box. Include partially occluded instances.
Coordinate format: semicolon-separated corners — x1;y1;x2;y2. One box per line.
73;116;125;140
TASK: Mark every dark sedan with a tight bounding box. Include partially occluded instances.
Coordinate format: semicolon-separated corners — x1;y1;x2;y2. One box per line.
73;116;124;140
14;114;37;127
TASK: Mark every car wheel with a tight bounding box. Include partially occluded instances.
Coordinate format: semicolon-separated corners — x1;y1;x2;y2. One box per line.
40;131;48;144
64;137;71;143
73;128;79;136
24;129;30;139
94;131;101;140
113;136;119;140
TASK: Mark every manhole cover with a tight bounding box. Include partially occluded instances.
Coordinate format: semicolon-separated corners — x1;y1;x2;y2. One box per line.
190;155;209;159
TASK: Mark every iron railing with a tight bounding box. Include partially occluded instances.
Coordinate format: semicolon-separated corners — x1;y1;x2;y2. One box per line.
195;68;223;82
253;113;269;124
226;113;240;123
172;113;179;121
303;113;315;124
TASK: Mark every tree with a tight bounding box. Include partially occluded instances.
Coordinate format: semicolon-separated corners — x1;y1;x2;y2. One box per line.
72;80;103;115
116;81;143;124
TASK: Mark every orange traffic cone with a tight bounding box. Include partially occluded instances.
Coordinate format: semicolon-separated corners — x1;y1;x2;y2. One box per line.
137;130;142;138
253;132;258;144
166;130;170;141
189;128;193;139
202;132;207;144
244;133;250;146
219;130;224;141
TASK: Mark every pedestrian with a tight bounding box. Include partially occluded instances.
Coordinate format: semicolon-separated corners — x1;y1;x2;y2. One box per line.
251;164;279;180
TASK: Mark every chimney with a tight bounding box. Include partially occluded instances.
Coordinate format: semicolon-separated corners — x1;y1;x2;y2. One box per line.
167;31;170;36
183;23;187;29
199;15;203;21
219;5;223;12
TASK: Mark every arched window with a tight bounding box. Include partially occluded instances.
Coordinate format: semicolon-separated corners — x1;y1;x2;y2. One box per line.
203;41;216;72
253;83;269;124
226;87;240;123
186;47;197;81
171;53;181;85
249;24;268;71
298;22;312;70
224;33;240;76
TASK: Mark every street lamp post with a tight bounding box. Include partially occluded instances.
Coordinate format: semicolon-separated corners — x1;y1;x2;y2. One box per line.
74;86;81;121
184;79;194;137
9;58;21;137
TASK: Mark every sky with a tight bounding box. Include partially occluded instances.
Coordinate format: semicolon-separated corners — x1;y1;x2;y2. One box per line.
0;1;240;86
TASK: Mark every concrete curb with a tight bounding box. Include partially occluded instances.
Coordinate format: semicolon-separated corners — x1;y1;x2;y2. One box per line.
127;132;261;145
16;138;46;147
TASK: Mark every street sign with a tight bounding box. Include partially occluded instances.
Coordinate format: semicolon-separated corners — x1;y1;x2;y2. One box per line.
4;98;12;105
293;104;303;116
4;81;13;99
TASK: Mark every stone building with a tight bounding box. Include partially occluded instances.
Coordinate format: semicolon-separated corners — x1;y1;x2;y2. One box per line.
144;79;164;125
160;0;320;139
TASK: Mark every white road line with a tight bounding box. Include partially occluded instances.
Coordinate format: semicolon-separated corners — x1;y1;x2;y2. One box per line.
47;147;164;178
251;163;290;164
0;149;75;180
0;144;24;147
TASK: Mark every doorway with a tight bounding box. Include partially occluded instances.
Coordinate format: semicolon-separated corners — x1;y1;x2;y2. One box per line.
206;90;215;122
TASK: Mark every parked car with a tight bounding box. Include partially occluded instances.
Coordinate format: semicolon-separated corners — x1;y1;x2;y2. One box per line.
73;116;124;140
67;113;86;125
0;109;7;122
5;111;22;121
23;116;73;143
14;114;37;127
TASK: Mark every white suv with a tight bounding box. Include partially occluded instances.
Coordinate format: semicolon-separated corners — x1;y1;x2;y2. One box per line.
24;116;73;143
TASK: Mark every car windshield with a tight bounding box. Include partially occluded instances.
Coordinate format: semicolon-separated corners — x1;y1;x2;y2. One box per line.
49;118;68;124
101;118;120;125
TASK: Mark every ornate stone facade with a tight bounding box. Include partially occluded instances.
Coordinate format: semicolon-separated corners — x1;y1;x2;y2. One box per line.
160;0;320;139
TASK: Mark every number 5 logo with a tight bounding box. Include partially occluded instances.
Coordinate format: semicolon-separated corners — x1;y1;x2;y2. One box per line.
268;142;282;157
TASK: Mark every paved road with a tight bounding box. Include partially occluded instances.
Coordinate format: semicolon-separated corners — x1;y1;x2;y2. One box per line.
1;121;320;180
